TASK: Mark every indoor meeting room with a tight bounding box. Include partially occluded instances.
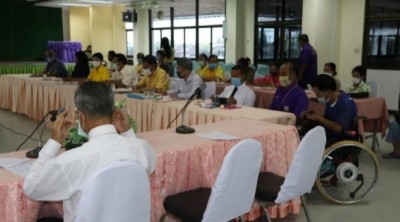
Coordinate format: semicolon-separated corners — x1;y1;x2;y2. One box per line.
0;0;399;221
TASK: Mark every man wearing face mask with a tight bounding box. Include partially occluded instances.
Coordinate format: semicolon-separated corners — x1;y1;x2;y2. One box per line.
134;52;144;76
218;65;255;106
41;50;68;78
253;62;280;87
107;50;117;72
167;58;203;99
110;53;136;88
199;54;224;82
303;74;357;147
23;81;156;222
344;65;371;98
133;55;168;94
270;62;308;117
87;53;110;82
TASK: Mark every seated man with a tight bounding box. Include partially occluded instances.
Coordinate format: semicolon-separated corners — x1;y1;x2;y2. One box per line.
87;52;110;82
199;54;224;82
218;65;255;106
304;74;357;147
133;55;169;94
110;53;136;88
270;62;308;117
168;58;203;99
23;81;156;221
344;65;371;98
43;50;68;77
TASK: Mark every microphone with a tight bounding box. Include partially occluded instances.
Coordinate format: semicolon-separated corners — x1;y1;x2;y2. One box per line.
49;108;65;121
167;83;206;134
230;86;238;98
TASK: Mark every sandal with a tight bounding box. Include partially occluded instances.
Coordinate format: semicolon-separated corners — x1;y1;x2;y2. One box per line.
382;151;400;159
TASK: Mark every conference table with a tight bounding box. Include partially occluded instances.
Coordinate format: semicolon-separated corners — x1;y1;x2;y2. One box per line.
0;119;301;222
0;75;296;133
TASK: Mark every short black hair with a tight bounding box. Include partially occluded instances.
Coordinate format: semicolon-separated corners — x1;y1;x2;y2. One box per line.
325;62;337;76
200;53;208;60
108;50;116;57
299;34;309;43
231;65;245;75
156;50;165;57
116;53;127;64
237;57;251;67
143;55;157;65
311;74;337;91
352;65;366;77
136;52;144;59
176;58;193;71
209;54;218;61
92;52;103;61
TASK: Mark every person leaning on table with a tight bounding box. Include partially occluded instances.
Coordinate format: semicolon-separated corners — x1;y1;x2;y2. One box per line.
87;52;110;82
40;50;68;78
23;81;156;222
133;54;169;94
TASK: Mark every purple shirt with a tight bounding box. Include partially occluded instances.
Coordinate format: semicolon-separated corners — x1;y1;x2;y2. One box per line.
299;43;318;88
269;84;309;117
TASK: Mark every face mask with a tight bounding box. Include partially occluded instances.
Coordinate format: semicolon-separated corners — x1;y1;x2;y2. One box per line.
279;76;292;87
231;77;242;87
77;118;88;139
137;59;143;64
142;68;152;76
209;63;217;70
47;57;55;63
111;63;118;70
93;61;101;68
317;97;328;105
352;77;361;84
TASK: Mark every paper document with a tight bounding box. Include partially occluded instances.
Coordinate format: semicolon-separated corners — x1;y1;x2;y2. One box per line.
0;158;34;177
197;131;240;140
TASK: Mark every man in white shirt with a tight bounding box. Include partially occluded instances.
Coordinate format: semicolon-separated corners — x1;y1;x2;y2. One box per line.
219;65;256;106
168;58;203;99
23;81;156;222
110;53;136;88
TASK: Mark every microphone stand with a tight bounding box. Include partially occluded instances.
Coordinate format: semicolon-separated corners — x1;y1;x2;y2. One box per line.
176;99;195;134
25;114;58;158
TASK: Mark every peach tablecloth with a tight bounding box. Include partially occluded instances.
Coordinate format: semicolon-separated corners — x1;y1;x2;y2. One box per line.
0;119;301;222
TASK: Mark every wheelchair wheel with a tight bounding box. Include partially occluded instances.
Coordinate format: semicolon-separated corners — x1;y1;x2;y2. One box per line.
315;140;380;204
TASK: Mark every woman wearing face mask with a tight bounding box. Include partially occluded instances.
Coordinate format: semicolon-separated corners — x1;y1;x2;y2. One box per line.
87;53;110;82
196;53;208;75
323;62;341;91
253;62;280;87
302;74;357;147
269;62;308;117
218;65;255;106
199;54;224;82
344;65;371;98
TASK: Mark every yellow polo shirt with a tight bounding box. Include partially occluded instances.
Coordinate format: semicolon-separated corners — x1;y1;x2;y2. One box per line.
137;67;169;92
199;65;224;81
87;65;110;82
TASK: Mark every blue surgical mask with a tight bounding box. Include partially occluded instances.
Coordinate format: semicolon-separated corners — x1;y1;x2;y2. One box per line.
209;63;217;70
231;77;242;87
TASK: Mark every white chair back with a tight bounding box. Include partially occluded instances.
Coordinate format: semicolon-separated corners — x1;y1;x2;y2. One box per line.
366;81;378;97
202;139;263;222
75;161;150;222
275;126;326;204
203;81;216;99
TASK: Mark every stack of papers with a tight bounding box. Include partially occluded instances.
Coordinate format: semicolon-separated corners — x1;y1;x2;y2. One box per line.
0;158;34;177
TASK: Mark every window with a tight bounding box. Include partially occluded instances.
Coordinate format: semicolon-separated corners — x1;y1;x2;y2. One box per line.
363;0;400;70
150;0;225;60
255;0;303;64
125;23;134;57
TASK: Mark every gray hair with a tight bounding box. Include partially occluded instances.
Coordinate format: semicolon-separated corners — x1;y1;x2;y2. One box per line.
176;58;193;71
74;81;114;118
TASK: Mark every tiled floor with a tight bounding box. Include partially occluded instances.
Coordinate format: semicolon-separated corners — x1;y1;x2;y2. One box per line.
0;108;399;222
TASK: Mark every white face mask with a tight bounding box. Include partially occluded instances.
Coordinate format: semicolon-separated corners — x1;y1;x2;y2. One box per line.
352;77;361;84
279;76;292;87
77;119;88;139
111;63;118;70
93;61;101;68
142;68;152;76
317;97;328;105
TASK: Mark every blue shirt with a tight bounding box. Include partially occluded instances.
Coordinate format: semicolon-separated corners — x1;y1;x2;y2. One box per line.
269;84;309;117
45;59;68;77
299;43;318;89
324;93;357;145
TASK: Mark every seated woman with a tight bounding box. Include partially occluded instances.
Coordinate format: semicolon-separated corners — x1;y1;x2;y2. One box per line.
199;54;224;82
269;62;308;117
71;51;90;78
344;65;371;98
303;75;358;147
253;62;280;87
323;62;341;91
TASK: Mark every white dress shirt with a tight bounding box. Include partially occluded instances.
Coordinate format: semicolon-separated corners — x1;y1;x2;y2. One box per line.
23;124;156;222
168;72;203;99
111;65;136;87
219;83;256;107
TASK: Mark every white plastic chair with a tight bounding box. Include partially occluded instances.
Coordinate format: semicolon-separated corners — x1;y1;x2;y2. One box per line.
256;126;326;222
75;161;150;222
366;81;378;97
203;81;216;99
161;139;263;222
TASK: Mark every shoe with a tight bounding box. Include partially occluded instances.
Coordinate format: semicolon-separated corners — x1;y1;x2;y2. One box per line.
382;151;400;159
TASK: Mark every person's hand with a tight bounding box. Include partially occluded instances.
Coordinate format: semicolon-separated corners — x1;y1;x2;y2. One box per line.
51;110;73;144
227;97;237;105
305;112;320;122
112;109;131;133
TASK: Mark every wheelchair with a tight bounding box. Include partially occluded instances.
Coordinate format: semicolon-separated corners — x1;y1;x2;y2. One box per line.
315;131;380;204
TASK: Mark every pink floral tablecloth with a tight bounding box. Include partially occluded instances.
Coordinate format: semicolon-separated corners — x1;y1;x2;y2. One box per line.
0;119;301;222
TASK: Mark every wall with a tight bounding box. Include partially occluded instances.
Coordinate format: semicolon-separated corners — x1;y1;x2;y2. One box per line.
69;7;91;49
133;9;150;55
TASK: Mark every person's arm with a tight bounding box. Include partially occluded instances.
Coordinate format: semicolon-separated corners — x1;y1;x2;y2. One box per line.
216;67;225;82
306;113;343;133
112;109;137;137
155;71;169;94
101;68;110;81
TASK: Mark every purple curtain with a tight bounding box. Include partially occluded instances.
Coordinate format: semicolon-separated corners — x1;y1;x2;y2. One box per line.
47;41;82;63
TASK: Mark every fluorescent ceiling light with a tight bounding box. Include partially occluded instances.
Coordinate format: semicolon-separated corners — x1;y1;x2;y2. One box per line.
59;3;91;7
80;0;113;4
